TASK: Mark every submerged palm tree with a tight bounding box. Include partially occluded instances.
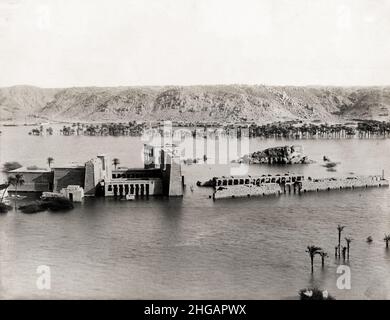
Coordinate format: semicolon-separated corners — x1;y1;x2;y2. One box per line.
306;246;322;273
345;237;352;259
47;157;54;169
8;173;25;210
0;180;11;203
317;251;328;268
384;234;390;249
337;225;346;257
113;158;120;170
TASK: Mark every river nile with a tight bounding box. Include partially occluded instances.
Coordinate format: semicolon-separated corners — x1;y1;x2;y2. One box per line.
0;126;389;299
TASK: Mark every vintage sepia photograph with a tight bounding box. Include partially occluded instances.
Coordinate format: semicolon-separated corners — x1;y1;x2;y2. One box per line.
0;0;390;304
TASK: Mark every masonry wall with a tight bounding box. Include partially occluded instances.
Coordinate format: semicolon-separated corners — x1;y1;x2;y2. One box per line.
53;168;85;192
301;175;389;192
214;183;281;199
7;171;53;192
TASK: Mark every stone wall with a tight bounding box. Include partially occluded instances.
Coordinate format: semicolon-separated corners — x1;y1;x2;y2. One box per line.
53;167;85;192
301;175;389;192
213;183;281;199
6;171;53;192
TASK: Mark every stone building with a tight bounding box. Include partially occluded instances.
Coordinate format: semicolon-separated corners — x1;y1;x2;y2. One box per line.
5;144;184;198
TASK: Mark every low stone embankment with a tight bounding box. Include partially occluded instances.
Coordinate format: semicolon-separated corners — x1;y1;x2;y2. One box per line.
301;175;389;192
213;184;281;199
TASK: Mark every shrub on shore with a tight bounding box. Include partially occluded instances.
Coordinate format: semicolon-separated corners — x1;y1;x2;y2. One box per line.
0;202;12;213
18;201;46;214
19;198;74;214
299;288;335;300
44;198;74;212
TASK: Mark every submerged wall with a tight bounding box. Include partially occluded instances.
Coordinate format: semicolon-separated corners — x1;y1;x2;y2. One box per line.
213;183;281;199
301;175;389;192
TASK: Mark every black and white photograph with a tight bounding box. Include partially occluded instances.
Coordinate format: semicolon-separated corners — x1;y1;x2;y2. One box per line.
0;0;390;306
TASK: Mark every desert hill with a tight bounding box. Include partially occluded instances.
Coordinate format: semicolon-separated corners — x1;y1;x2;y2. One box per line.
1;85;389;123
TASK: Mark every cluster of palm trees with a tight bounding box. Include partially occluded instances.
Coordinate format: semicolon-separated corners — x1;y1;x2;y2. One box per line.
307;225;390;273
244;121;390;139
306;246;328;273
335;225;352;260
28;126;54;136
306;225;352;273
247;122;358;139
61;122;146;136
356;120;390;138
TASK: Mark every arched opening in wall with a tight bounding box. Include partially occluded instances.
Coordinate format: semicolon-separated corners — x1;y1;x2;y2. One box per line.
140;184;145;196
327;187;330;191
340;186;342;189
146;184;150;196
124;184;129;195
247;194;250;197
119;185;123;197
130;184;134;194
316;188;319;192
113;185;118;197
135;184;139;196
366;185;368;188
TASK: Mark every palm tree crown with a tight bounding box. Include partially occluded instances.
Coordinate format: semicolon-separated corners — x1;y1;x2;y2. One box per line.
113;158;120;170
47;157;54;168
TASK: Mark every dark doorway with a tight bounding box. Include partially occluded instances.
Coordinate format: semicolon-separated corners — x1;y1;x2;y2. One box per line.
140;184;144;196
146;184;149;196
130;184;134;195
119;185;124;198
135;184;139;196
113;185;118;197
124;184;129;195
69;193;73;201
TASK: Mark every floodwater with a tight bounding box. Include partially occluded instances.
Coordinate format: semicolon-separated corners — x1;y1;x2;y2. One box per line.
0;125;389;299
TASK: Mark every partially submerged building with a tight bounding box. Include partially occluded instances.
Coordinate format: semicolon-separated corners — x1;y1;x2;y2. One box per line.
6;144;184;198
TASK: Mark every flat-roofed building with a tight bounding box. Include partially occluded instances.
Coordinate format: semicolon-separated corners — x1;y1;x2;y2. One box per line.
6;167;53;192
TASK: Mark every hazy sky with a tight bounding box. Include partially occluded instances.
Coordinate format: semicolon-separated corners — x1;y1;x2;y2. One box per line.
0;0;389;87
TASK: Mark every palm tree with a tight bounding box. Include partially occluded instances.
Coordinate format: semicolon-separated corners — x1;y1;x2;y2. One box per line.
384;234;390;249
8;174;25;210
306;246;322;273
0;181;11;203
337;225;346;258
113;158;120;170
345;237;352;259
317;251;328;268
47;157;54;169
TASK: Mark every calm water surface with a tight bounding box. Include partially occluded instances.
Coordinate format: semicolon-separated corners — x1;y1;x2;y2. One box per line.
0;126;389;299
